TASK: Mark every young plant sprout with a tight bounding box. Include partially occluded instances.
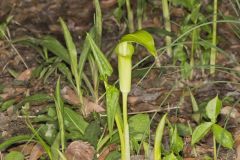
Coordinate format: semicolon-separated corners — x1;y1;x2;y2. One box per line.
115;30;157;160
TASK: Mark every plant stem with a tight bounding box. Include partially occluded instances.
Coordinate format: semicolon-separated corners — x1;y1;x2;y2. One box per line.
213;134;217;160
162;0;172;57
126;0;134;33
122;92;131;160
115;111;126;160
210;0;218;75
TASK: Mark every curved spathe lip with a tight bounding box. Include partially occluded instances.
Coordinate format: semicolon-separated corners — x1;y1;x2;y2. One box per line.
115;42;134;58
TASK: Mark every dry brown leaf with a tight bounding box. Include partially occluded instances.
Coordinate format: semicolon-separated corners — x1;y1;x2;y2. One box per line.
61;86;105;116
221;106;240;119
29;144;45;160
17;68;34;81
98;144;117;160
100;0;117;9
61;86;80;105
8;143;35;156
65;140;95;160
0;86;26;100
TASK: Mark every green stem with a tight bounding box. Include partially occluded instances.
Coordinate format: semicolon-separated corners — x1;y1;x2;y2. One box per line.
213;134;217;160
122;92;130;160
115;111;126;160
162;0;172;57
126;0;134;33
210;0;218;75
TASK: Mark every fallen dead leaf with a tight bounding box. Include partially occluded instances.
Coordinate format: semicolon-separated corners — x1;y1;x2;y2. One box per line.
65;140;95;160
17;68;34;81
9;143;35;156
98;144;117;160
221;106;240;119
100;0;117;9
0;86;26;100
61;86;105;116
29;144;45;160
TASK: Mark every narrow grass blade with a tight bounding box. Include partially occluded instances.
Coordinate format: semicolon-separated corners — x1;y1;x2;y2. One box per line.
54;77;65;152
94;0;102;45
0;135;33;151
59;18;78;76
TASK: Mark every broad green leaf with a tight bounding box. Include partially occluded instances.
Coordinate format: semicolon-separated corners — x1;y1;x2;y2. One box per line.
129;114;150;140
191;122;213;145
87;33;113;79
154;113;167;160
120;30;157;57
0;135;32;151
4;151;24;160
106;85;120;136
40;36;70;64
64;107;88;134
163;152;178;160
170;126;184;154
212;124;234;149
206;95;222;123
59;18;78;76
83;121;101;148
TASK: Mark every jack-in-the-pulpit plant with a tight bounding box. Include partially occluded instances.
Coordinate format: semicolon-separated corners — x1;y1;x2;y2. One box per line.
115;30;157;160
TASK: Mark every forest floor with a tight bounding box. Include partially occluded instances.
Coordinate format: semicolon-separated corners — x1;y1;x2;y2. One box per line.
0;0;240;160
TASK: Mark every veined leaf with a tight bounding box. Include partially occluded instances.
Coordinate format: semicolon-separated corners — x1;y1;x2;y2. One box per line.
206;95;222;123
120;30;157;57
191;122;213;145
87;33;113;79
129;114;150;141
212;124;234;149
106;85;120;136
64;107;88;134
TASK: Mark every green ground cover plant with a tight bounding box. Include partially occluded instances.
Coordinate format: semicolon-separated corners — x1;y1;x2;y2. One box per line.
0;0;239;159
